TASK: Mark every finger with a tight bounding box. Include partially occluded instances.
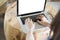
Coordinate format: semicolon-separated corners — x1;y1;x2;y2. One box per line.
31;19;32;22
27;18;30;22
37;20;41;23
31;19;34;24
25;18;28;24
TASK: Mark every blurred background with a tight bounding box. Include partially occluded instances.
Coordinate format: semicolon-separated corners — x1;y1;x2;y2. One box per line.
0;0;60;40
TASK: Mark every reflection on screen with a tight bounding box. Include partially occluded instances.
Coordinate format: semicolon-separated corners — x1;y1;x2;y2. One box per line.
18;0;45;15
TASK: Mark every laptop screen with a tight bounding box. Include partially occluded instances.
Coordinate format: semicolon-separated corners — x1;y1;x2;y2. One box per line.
17;0;46;16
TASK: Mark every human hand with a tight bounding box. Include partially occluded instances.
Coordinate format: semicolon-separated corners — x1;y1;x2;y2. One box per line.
36;15;50;26
25;18;35;32
25;18;35;40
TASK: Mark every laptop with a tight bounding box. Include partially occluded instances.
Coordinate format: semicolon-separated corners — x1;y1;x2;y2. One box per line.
17;0;51;33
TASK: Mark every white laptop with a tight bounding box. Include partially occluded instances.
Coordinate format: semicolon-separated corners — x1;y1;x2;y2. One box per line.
17;0;51;33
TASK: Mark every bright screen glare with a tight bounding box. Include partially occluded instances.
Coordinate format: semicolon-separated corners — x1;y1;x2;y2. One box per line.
18;0;45;15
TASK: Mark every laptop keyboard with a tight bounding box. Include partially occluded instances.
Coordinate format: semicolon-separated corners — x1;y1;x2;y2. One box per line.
20;14;44;24
20;15;37;24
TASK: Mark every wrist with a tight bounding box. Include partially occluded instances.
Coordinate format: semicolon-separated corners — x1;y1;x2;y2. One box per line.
27;29;34;33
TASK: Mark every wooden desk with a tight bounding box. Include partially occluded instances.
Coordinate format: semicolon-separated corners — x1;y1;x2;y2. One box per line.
0;0;7;14
45;2;60;17
0;0;7;6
